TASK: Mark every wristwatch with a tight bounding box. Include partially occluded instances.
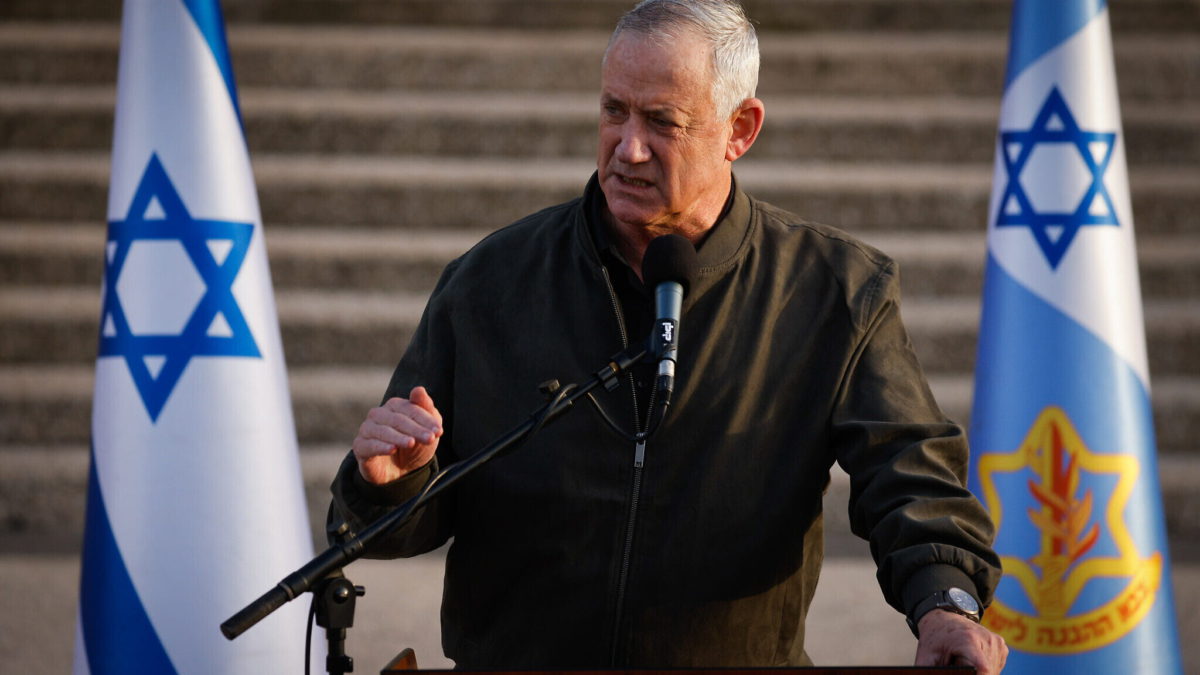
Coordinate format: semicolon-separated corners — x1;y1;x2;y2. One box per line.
906;587;982;637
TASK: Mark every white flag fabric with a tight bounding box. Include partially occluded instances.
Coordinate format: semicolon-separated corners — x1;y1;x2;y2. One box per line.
74;0;317;672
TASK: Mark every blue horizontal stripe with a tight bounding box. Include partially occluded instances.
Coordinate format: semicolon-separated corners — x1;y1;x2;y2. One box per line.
1005;0;1108;89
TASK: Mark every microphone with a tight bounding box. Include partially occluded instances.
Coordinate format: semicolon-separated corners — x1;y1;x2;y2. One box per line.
641;234;699;408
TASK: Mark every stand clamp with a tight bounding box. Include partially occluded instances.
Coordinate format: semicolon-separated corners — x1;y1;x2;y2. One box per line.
315;575;365;675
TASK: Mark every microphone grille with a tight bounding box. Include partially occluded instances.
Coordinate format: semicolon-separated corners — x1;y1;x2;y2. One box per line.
642;234;700;296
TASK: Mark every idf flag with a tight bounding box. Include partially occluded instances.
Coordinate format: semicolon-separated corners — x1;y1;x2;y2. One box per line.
968;1;1182;672
75;1;317;672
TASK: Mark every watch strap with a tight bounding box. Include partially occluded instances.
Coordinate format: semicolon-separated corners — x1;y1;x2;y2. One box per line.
906;588;982;638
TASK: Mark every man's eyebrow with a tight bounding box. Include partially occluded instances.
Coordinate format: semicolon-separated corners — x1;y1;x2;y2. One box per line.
643;105;682;116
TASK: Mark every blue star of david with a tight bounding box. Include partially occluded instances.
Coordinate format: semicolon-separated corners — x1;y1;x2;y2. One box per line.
99;153;260;422
996;87;1120;269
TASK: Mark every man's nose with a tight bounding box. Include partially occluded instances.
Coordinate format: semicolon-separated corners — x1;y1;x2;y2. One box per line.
615;122;652;164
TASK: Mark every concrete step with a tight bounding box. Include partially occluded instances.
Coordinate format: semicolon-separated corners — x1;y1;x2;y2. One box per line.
4;438;1200;549
5;86;1199;167
2;282;1197;376
0;363;389;447
2;153;1196;236
2;348;1198;451
3;0;1197;33
5;223;1198;300
866;232;1200;301
1;24;1197;102
896;297;1200;378
920;374;1200;459
0;222;480;292
0;443;349;547
0;285;429;367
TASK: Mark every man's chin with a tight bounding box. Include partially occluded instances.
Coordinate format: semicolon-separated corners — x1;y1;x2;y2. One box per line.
606;206;663;231
602;194;657;224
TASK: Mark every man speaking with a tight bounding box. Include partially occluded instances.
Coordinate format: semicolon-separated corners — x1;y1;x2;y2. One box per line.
328;0;1007;671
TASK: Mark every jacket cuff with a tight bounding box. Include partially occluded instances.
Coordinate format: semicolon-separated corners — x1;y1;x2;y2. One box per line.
901;563;981;618
349;457;436;507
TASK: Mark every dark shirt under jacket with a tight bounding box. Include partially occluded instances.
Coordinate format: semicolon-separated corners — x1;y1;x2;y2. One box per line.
583;179;735;432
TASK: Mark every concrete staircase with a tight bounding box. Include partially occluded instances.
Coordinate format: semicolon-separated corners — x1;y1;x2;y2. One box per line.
1;0;1198;551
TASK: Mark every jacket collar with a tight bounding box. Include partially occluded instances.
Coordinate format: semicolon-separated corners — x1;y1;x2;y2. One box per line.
580;171;753;279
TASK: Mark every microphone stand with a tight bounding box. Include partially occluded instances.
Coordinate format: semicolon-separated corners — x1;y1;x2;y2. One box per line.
311;570;362;675
220;344;648;666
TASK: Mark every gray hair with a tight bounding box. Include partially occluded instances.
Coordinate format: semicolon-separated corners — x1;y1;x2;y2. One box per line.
605;0;760;119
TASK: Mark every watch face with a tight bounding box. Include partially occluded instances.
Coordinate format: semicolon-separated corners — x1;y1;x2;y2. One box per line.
948;587;980;614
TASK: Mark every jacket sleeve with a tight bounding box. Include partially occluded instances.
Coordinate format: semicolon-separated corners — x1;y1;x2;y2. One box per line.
830;261;1002;618
326;260;462;559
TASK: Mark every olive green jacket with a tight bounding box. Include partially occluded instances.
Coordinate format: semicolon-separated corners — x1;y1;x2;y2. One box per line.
329;177;1000;668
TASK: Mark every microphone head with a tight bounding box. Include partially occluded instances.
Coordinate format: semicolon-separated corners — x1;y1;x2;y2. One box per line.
642;234;699;296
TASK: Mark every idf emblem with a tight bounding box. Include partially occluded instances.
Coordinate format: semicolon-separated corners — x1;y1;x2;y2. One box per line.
976;407;1162;653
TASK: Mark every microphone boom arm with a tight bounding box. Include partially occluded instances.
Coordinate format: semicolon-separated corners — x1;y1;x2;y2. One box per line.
220;344;647;641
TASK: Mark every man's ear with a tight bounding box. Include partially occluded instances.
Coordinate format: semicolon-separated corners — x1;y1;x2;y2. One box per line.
726;97;765;162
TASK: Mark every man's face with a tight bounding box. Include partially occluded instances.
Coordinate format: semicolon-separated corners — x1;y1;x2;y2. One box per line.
597;30;735;237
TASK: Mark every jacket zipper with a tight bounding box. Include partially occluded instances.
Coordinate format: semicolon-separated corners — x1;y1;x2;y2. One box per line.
600;265;652;666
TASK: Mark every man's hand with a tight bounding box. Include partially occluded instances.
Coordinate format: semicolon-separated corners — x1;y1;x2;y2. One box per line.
914;610;1008;674
352;386;443;485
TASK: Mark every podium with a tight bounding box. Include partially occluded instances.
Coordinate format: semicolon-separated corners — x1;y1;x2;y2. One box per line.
380;650;975;674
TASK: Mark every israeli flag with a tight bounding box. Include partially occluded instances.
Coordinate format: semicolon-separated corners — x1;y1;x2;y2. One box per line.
74;1;317;672
968;1;1182;672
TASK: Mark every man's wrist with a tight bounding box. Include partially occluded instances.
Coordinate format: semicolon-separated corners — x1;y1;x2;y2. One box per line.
351;456;435;506
900;563;980;623
907;587;982;637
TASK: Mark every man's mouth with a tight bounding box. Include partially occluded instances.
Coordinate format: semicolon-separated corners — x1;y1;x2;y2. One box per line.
618;175;652;188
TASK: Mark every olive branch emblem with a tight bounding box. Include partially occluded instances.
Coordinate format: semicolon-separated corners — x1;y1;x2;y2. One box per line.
1027;420;1100;617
